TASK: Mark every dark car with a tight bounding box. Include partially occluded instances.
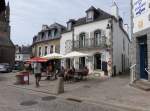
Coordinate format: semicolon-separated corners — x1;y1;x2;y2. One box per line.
13;63;24;71
0;63;12;73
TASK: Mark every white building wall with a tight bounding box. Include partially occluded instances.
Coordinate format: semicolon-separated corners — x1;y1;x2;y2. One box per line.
74;19;110;40
60;32;73;67
60;32;72;55
60;18;130;75
73;20;112;75
15;54;30;62
112;20;130;74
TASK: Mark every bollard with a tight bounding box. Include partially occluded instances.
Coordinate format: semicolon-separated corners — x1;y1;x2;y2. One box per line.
54;77;64;94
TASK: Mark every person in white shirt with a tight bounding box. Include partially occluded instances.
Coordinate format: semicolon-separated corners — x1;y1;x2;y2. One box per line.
33;62;42;87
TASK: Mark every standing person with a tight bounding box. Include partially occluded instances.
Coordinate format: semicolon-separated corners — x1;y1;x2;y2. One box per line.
31;62;34;74
46;63;53;80
34;62;42;87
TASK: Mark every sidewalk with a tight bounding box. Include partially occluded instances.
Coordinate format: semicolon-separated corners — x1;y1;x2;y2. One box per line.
3;72;150;111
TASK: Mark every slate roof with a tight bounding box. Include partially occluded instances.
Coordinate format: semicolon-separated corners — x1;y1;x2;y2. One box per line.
74;8;112;26
62;6;113;33
86;6;97;12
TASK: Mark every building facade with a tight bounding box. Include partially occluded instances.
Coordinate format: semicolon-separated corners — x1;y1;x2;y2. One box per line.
15;45;32;62
60;4;130;76
32;23;66;57
131;0;150;81
0;0;15;65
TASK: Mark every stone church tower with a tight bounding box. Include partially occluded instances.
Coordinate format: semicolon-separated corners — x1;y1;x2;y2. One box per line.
0;0;15;65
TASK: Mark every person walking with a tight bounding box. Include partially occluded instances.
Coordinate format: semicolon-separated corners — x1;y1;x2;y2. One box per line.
34;62;42;87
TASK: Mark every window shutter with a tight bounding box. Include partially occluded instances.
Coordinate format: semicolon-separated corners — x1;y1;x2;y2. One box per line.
85;32;89;39
76;34;79;40
90;31;94;46
90;31;94;38
101;30;106;37
85;33;89;47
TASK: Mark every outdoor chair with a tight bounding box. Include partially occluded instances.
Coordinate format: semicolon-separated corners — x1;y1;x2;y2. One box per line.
64;69;75;83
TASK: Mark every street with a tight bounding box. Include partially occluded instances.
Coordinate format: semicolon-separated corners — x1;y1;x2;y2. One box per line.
0;72;138;111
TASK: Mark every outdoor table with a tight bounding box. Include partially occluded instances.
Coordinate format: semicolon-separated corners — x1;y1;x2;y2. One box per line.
75;70;85;80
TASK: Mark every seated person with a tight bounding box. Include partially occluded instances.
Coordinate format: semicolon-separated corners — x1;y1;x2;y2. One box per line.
83;66;89;76
59;66;65;77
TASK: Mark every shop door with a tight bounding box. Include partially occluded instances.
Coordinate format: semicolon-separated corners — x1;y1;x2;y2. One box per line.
139;38;148;80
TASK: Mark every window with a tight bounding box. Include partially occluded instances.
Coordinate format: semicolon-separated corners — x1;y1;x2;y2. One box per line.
48;30;51;38
54;29;58;37
123;38;125;51
87;12;93;19
41;32;44;39
45;46;47;55
94;30;101;46
50;45;53;53
79;33;86;48
39;47;41;56
86;11;93;22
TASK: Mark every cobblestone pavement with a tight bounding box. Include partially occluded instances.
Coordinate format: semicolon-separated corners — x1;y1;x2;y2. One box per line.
0;72;148;111
0;74;135;111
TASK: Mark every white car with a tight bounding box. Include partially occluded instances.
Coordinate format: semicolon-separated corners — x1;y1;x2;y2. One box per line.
0;63;12;73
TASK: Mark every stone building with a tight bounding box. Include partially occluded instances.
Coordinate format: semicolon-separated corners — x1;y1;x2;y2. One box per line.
131;0;150;82
15;45;32;62
60;4;130;76
0;0;15;65
32;23;66;57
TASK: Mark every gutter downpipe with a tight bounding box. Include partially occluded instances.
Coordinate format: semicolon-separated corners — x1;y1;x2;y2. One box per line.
130;0;135;84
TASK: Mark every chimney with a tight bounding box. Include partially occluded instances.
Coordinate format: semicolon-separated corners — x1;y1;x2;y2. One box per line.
124;24;129;34
111;1;119;20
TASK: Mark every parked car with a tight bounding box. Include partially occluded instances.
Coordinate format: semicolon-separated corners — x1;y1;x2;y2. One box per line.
13;63;24;71
0;63;12;73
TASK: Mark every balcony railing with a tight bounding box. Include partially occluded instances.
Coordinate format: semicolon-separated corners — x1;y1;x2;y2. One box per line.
73;37;107;50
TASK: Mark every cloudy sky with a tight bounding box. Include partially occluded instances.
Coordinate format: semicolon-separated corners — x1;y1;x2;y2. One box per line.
6;0;130;45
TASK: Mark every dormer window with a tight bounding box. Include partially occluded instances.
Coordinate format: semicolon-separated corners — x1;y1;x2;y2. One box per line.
67;19;76;31
87;11;93;19
86;11;94;22
86;6;96;22
48;30;51;38
42;32;45;39
54;29;58;37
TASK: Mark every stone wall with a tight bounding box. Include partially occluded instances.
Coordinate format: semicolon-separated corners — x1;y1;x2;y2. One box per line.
0;46;15;65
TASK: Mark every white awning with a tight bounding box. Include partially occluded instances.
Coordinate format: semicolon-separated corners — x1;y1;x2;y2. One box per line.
42;53;64;59
63;51;88;58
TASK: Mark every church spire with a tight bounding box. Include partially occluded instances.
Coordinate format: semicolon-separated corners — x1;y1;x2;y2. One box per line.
6;2;10;22
0;0;6;14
